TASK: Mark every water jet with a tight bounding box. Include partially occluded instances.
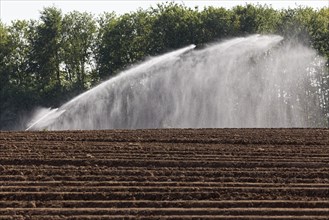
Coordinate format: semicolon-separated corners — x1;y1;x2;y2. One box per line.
26;35;326;130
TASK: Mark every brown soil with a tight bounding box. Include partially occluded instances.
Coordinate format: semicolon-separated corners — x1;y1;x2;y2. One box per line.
0;128;329;219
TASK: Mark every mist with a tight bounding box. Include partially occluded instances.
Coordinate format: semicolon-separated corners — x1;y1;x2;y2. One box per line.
26;35;327;130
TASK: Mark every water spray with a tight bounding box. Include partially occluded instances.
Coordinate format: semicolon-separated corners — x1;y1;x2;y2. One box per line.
26;35;326;130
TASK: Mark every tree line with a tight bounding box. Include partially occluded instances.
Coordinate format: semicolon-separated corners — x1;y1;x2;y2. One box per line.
0;3;328;129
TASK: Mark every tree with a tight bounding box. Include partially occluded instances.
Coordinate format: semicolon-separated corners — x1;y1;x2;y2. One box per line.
0;21;11;93
29;7;63;106
94;12;118;81
199;7;234;42
0;21;13;129
62;11;96;93
0;20;38;129
149;3;201;53
96;9;154;80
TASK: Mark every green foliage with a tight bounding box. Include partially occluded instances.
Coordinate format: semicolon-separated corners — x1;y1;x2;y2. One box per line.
199;6;234;42
149;3;201;52
0;4;329;129
62;11;96;92
0;22;13;129
29;7;63;105
96;10;154;80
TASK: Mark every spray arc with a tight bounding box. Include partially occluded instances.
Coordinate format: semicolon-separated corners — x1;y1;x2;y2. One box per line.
26;35;325;130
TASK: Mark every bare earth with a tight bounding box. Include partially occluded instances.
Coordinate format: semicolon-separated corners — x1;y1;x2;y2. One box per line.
0;128;329;219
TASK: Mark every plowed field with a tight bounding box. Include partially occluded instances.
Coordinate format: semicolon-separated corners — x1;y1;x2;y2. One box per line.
0;129;329;219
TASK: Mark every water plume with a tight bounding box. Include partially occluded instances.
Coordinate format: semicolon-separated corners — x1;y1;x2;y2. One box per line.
26;35;326;130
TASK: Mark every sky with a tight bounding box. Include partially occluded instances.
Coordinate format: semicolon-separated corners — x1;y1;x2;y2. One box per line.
1;0;328;25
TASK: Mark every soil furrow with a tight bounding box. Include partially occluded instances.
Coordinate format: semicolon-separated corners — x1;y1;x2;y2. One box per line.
1;129;329;219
